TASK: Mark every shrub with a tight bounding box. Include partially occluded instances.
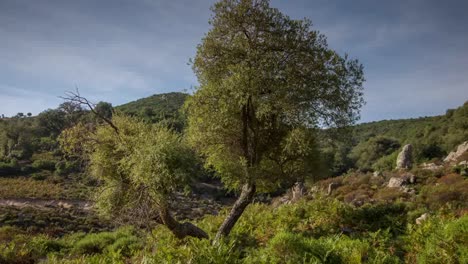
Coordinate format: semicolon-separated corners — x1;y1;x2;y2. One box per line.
29;235;65;256
32;159;56;171
55;160;79;176
419;175;468;209
405;214;468;263
374;187;408;202
344;202;408;236
31;171;49;180
0;161;20;176
71;227;141;256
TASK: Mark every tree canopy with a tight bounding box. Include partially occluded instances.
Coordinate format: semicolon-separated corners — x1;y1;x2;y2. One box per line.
186;0;365;241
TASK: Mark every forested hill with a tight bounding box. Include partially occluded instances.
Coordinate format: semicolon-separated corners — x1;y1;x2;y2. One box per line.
115;92;467;175
115;92;188;129
0;91;466;179
323;101;468;175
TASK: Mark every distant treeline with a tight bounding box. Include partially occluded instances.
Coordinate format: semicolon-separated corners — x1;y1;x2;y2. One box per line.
1;92;466;179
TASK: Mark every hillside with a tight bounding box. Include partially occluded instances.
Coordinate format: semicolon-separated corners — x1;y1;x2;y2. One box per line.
115;92;188;130
120;93;468;175
0;93;466;263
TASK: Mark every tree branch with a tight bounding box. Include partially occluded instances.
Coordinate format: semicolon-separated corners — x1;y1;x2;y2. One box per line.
60;88;119;134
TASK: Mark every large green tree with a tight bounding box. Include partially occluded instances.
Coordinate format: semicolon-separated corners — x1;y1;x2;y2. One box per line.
186;0;364;242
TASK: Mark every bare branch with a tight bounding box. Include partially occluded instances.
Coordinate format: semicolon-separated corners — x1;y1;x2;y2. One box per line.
60;88;119;134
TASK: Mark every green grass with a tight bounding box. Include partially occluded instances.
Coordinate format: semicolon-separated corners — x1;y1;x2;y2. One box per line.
1;196;466;263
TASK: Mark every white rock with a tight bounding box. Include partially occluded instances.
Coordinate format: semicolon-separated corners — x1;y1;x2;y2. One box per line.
388;177;406;188
396;144;413;169
444;141;468;163
416;213;429;225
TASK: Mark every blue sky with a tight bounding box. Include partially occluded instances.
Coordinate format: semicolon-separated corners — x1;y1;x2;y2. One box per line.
1;0;467;122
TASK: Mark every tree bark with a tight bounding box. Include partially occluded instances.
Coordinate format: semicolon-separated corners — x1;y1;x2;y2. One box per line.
159;204;208;240
214;182;256;244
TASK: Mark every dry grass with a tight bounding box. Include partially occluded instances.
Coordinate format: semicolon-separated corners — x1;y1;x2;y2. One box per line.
0;177;64;199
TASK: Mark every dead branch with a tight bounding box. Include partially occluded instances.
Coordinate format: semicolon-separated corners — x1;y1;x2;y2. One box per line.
60;88;119;134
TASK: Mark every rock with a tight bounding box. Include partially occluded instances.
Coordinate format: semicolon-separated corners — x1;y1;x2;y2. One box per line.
459;160;468;166
444;141;468;163
396;144;413;169
291;181;306;202
415;213;429;225
402;186;415;195
387;177;407;188
327;182;339;196
373;171;383;177
420;162;443;171
58;201;73;209
309;186;319;193
403;173;416;184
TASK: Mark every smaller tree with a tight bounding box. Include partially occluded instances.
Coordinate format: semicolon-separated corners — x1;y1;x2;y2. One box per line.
349;136;400;171
60;112;208;239
94;101;113;120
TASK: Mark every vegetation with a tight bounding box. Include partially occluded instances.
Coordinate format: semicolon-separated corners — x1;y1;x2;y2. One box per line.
1;194;466;263
116;92;188;131
0;0;466;263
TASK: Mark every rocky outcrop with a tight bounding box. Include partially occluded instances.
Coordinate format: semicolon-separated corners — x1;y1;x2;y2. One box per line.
420;162;443;171
388;173;415;188
444;141;468;163
396;144;413;169
388;177;406;188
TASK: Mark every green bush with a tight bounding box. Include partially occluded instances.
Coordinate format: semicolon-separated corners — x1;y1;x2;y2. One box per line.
29;235;65;256
55;160;79;176
32;159;56;171
71;227;141;256
344;202;408;236
405;214;468;263
0;161;20;176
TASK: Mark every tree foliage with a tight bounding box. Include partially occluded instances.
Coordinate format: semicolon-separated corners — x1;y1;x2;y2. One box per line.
187;0;364;190
186;0;364;240
349;136;400;172
59;114;208;238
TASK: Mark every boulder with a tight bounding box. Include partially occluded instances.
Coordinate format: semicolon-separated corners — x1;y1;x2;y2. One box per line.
415;213;429;225
404;173;416;184
327;182;339;196
291;181;306;202
420;162;443;171
387;177;407;188
444;141;468;163
396;144;413;169
373;171;383;177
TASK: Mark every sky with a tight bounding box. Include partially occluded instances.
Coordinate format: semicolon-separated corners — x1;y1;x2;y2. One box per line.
1;0;467;122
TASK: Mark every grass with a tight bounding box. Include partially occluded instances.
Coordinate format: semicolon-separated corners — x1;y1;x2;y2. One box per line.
0;176;94;200
0;196;466;263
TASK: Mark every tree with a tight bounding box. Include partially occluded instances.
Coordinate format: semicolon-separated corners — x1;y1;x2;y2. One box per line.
94;101;113;120
60;114;208;239
37;109;67;137
186;0;364;242
349;136;400;172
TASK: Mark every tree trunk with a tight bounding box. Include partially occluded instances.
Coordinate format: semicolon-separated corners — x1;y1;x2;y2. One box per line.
214;183;256;244
159;204;208;240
